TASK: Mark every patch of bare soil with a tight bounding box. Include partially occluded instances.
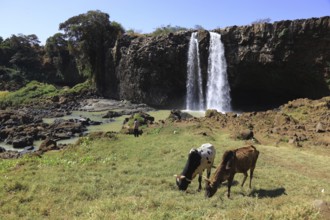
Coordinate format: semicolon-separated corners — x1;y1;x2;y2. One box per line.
201;96;330;148
314;200;330;220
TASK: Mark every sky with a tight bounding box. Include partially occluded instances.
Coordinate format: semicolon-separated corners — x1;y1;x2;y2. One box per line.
1;0;329;45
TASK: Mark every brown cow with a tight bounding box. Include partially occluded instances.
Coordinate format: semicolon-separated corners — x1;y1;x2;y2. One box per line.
205;145;259;198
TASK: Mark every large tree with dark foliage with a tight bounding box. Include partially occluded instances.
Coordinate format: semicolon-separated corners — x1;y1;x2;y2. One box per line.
59;10;124;93
0;34;43;80
44;33;83;85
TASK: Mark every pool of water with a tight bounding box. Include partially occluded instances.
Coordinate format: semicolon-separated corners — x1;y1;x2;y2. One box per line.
1;109;204;151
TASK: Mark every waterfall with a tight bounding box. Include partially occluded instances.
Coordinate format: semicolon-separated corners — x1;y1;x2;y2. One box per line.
206;32;231;112
186;32;204;110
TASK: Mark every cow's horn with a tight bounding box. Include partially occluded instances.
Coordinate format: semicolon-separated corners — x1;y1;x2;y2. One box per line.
203;176;210;182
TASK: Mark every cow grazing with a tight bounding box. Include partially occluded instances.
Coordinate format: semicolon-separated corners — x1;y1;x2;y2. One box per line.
205;145;259;198
174;143;216;191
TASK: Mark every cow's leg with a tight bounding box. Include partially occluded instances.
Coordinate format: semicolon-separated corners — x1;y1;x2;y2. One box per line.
206;168;211;178
227;175;235;198
241;171;248;187
198;175;202;191
249;167;255;188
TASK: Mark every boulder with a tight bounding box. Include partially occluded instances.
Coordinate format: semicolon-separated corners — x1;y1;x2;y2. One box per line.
102;111;122;118
168;110;193;121
237;129;254;140
39;137;58;152
12;136;34;149
205;109;221;118
0;146;6;153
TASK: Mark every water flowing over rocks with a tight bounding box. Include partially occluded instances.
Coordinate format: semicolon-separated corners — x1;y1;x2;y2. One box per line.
78;98;155;113
0;96;155;158
103;16;330;109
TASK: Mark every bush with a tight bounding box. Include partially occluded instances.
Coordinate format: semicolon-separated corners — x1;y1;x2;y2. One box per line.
150;25;187;36
251;18;271;24
0;80;92;108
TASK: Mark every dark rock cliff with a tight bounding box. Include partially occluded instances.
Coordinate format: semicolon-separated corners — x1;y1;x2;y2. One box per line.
104;32;191;108
218;16;330;110
103;16;330;110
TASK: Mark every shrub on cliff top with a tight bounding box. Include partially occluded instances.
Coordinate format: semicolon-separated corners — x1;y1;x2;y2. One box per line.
150;24;187;36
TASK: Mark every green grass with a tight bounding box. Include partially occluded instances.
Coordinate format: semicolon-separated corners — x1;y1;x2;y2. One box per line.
0;121;329;219
0;80;91;108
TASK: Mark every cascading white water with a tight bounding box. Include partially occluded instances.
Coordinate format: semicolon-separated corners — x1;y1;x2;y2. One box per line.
186;32;204;110
206;32;231;112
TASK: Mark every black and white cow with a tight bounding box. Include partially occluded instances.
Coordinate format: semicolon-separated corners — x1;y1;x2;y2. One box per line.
174;143;216;191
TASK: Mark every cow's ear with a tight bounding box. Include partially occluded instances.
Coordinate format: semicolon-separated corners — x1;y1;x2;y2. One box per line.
174;174;185;180
225;151;235;170
225;162;231;170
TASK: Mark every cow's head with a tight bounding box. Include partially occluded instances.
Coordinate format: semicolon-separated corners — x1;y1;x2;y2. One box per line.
204;178;217;198
174;149;201;191
174;174;191;191
205;150;235;198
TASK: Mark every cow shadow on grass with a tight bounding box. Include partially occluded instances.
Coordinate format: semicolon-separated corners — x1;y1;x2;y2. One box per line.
248;187;287;198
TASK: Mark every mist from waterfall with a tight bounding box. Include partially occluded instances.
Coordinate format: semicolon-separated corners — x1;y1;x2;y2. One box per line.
206;32;231;113
186;32;204;111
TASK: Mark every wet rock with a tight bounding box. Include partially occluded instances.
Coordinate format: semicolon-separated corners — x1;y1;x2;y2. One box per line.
0;146;6;153
39;137;58;152
12;136;34;149
19;146;36;156
102;111;122;118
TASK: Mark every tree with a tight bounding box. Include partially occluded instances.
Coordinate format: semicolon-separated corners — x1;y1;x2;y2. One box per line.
59;10;124;92
44;33;83;85
151;25;187;36
251;18;271;24
111;21;125;36
194;25;205;30
6;34;43;78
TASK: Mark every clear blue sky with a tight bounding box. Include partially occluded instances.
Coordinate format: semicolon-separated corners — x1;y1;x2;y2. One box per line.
1;0;329;44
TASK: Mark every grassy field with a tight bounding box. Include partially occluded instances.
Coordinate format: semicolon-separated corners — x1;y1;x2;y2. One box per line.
0;119;329;219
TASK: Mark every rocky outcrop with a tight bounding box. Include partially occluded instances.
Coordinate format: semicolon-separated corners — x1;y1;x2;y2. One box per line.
103;16;330;109
105;31;192;107
218;16;330;110
202;96;330;147
0;109;98;149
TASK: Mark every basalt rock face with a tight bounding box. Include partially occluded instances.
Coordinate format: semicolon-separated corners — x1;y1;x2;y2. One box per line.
217;16;330;110
103;16;330;109
105;32;192;108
